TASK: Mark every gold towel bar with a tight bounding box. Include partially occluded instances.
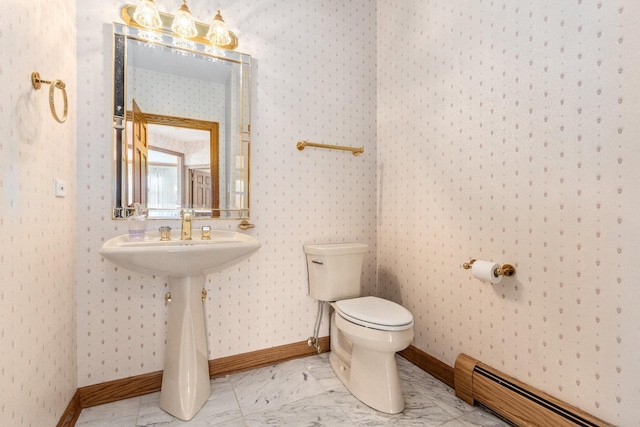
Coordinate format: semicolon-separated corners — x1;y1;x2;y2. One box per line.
296;140;364;156
31;71;68;124
462;259;516;277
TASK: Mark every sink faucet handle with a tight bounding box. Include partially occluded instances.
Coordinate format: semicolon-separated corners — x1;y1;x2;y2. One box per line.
159;226;172;241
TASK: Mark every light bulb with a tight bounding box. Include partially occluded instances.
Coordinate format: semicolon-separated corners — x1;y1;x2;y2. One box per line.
206;10;232;47
133;0;162;30
171;0;198;39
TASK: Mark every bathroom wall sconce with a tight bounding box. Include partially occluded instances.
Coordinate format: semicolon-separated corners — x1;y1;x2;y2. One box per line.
122;2;238;50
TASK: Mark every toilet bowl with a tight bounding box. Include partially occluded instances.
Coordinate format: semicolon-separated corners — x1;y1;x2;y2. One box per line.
303;243;415;414
330;296;414;414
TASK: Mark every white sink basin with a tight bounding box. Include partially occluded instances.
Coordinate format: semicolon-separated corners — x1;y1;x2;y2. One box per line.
100;229;261;277
99;228;260;421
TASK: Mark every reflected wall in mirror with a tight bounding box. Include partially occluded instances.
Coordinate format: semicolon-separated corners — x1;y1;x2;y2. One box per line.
112;23;251;219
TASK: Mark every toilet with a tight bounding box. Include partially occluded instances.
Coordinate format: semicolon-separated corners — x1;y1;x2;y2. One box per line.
304;242;414;414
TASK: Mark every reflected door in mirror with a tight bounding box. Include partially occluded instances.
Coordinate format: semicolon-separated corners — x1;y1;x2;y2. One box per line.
132;100;149;205
192;170;212;208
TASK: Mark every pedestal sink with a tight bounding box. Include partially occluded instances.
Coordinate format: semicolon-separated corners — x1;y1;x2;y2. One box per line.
99;229;260;420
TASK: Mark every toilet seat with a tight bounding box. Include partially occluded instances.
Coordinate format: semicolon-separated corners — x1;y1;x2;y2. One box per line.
335;296;414;331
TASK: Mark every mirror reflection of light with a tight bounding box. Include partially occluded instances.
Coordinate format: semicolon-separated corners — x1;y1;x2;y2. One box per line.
138;30;164;43
173;39;195;51
205;46;226;58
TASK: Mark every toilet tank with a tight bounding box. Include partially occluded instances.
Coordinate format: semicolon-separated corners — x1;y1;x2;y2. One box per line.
303;243;368;301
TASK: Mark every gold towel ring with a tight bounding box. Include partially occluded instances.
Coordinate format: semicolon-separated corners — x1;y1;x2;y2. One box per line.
31;72;68;123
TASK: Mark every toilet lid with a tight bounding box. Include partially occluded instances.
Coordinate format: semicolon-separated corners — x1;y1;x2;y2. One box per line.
335;296;414;331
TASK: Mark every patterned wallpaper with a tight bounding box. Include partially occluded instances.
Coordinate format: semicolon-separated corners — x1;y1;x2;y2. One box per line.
67;0;639;425
0;1;77;426
377;1;640;425
0;0;634;425
76;0;377;388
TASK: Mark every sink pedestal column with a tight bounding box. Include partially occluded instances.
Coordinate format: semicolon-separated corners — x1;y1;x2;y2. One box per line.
160;274;210;420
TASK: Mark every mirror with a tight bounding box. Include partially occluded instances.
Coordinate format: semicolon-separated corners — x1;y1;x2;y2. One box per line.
112;23;251;219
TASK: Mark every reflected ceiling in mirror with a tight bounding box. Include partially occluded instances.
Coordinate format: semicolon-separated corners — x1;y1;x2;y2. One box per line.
111;23;251;220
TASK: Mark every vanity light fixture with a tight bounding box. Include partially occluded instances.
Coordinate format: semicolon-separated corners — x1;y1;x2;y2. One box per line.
132;0;162;30
171;0;198;39
206;10;232;47
123;3;238;50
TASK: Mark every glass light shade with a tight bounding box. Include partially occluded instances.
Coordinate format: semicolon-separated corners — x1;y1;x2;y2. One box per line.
206;10;232;46
171;1;198;39
132;0;162;30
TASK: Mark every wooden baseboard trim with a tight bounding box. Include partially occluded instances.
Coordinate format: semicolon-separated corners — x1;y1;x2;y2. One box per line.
56;389;82;427
210;336;330;377
398;345;455;389
74;336;330;412
78;370;164;408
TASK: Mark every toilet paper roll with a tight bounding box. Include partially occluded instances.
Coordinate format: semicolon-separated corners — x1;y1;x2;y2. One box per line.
471;260;502;284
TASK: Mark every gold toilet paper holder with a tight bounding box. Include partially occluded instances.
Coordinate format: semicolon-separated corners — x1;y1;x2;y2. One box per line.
462;259;516;277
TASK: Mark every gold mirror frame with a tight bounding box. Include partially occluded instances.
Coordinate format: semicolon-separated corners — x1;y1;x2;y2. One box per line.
111;22;251;219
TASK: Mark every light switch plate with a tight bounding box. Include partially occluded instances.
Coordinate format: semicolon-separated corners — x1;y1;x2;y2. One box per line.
55;178;67;197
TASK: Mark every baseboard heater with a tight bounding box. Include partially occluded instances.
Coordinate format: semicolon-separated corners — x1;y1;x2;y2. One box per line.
454;354;614;427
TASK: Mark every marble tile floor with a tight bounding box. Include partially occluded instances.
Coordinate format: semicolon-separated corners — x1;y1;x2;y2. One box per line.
76;354;512;427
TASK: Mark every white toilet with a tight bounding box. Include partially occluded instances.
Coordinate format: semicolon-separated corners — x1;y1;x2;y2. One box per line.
304;242;414;414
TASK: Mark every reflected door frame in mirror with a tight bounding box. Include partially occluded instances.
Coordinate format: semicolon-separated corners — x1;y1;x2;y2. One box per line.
125;111;220;215
111;23;252;220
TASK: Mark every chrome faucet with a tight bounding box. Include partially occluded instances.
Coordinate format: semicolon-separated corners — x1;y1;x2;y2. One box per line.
180;209;193;240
